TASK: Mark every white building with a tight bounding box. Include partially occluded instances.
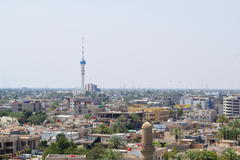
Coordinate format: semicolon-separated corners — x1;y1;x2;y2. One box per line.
223;95;240;117
180;96;209;109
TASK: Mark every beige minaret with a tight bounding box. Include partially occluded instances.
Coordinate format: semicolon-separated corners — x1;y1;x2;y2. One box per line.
140;122;154;160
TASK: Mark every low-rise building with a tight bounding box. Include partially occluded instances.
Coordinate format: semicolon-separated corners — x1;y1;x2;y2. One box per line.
11;101;41;112
45;154;86;160
187;109;217;123
0;133;40;154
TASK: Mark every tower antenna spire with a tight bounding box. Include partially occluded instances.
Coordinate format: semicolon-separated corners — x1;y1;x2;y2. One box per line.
82;37;84;60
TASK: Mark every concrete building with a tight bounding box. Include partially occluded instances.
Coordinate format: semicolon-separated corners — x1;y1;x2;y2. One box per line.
74;105;105;117
0;133;40;154
128;106;168;123
223;95;240;117
66;98;102;111
187;109;217;123
0;116;19;124
45;154;86;160
180;96;210;109
85;83;100;92
11;102;41;113
140;122;154;160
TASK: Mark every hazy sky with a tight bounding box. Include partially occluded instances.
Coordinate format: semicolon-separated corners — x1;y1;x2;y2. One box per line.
1;0;240;89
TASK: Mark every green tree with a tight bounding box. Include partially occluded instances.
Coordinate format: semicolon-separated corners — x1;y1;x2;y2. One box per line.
13;94;19;100
163;152;169;160
221;148;240;160
129;113;140;129
195;150;210;160
84;114;91;122
196;103;201;109
184;150;197;160
217;114;229;126
177;108;183;118
95;124;112;134
35;110;46;116
112;121;124;133
85;91;90;97
164;115;168;121
230;128;240;141
86;143;105;160
22;109;33;122
170;128;183;142
50;116;57;123
228;119;240;128
133;138;141;143
125;122;133;130
216;126;230;140
15;112;25;124
108;135;126;149
40;140;48;148
102;149;122;160
1;100;4;104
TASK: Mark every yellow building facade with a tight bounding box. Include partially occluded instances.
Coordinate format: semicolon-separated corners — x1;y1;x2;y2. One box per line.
128;106;169;122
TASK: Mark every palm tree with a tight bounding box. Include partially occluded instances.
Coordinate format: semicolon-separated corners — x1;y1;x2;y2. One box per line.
129;113;140;129
217;114;229;126
108;135;126;149
15;113;25;124
184;150;197;160
84;114;91;123
111;121;124;133
102;149;123;160
195;150;209;160
95;124;111;134
216;126;230;140
175;153;184;160
230;128;240;141
170;128;183;142
221;148;240;160
117;115;126;132
229;119;240;128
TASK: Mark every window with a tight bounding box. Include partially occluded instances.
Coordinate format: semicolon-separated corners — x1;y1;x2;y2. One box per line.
88;110;91;113
6;142;13;146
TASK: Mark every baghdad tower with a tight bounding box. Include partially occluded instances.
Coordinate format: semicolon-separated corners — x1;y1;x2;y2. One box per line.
80;37;86;92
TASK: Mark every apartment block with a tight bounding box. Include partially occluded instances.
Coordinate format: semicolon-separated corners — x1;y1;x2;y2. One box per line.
223;95;240;117
187;109;217;123
11;102;41;113
0;133;40;154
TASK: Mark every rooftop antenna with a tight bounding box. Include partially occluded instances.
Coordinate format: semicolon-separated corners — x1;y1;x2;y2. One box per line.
82;37;84;60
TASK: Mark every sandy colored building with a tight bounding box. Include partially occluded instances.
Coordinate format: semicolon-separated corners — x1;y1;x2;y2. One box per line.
128;107;169;122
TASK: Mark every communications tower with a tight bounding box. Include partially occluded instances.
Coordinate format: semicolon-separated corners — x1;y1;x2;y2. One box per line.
80;37;86;92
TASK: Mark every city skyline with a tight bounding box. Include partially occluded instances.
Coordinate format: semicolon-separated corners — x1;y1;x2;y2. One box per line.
1;1;240;89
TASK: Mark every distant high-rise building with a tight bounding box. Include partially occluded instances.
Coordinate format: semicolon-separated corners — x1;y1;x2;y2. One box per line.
80;37;86;92
85;83;101;92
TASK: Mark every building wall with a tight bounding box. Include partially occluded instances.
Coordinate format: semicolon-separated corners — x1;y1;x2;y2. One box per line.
223;96;240;117
11;103;41;113
74;105;104;117
128;107;168;123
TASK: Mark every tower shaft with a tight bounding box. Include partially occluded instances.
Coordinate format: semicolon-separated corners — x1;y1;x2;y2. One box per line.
80;37;86;92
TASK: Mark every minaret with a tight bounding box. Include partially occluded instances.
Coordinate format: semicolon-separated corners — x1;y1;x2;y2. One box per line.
80;37;86;92
140;122;154;160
